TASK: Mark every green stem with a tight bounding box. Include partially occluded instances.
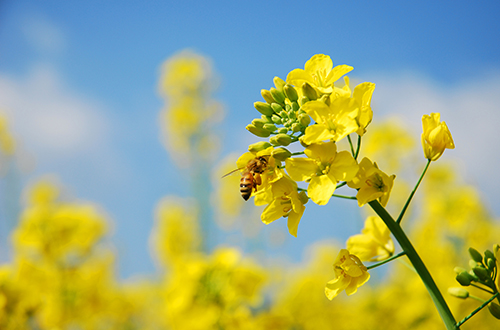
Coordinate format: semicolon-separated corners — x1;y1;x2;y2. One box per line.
397;159;431;224
367;251;407;270
456;292;499;328
347;135;356;158
354;134;361;160
368;200;458;329
331;194;357;200
469;283;495;295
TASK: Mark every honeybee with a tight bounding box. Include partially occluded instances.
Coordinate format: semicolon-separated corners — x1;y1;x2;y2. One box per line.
223;156;269;201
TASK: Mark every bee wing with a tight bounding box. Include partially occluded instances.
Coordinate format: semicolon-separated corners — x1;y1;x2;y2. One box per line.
221;167;246;178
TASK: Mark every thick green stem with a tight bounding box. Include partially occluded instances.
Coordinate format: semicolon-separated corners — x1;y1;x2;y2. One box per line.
369;200;458;329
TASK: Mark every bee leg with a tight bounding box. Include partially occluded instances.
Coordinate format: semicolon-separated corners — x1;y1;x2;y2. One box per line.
254;173;262;186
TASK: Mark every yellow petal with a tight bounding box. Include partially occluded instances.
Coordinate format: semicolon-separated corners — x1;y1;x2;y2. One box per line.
285;158;316;182
308;175;336;205
325;64;354;85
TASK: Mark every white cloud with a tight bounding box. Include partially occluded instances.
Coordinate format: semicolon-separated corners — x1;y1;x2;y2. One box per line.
371;70;500;215
0;64;109;156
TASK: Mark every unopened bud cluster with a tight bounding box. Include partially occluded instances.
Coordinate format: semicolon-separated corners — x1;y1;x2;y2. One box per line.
451;246;500;319
246;76;312;153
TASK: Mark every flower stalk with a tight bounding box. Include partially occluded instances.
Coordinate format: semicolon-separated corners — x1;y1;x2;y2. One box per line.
368;200;458;330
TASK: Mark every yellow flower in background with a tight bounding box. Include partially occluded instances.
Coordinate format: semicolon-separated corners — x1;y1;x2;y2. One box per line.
325;249;370;299
346;216;394;262
0;114;15;155
286;54;353;95
260;176;307;237
285;141;358;205
14;180;107;262
151;196;200;267
348;157;395;207
421;112;455;161
159;50;213;97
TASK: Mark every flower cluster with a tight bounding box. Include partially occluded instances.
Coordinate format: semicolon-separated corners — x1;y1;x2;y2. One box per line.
237;54;455;300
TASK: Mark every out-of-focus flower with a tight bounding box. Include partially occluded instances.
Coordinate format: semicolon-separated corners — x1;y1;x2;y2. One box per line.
0;114;15;155
347;157;395;207
260;176;307;237
421;113;454;161
151;196;200;267
286;54;353;95
346;216;394;262
14;180;107;262
325;249;370;299
285;141;358;205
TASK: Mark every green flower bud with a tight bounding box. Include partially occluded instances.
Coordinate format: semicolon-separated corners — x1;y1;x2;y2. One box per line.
248;141;272;153
246;124;271;137
254;101;275;116
271;103;283;114
261;89;275;104
488;302;500;319
454;267;467;274
298;113;311;127
456;272;471;286
301;82;318;100
283;84;299;102
288;110;296;120
469;259;479;268
275;133;292;146
291;101;300;112
263;123;277;132
448;287;469;299
469;247;483;263
270;87;286;104
279;110;288;119
261;115;273;123
285;103;291;111
472;266;490;281
271;115;282;124
299;96;310;106
273;76;286;91
298;191;309;205
269;135;279;146
252;118;266;128
272;147;292;161
291;123;301;133
278;127;288;134
485;249;496;262
487;258;496;270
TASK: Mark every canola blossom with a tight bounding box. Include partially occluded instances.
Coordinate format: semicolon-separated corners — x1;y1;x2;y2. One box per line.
346;216;395;262
421;112;455;161
325;249;370;299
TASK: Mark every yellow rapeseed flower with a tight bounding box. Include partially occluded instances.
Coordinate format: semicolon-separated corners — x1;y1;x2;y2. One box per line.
260;176;307;237
285;141;358;205
347;157;395;207
325;249;370;299
346;216;395;262
286;54;353;95
421;113;455;161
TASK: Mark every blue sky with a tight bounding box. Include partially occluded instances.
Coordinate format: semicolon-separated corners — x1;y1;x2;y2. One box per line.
1;1;499;278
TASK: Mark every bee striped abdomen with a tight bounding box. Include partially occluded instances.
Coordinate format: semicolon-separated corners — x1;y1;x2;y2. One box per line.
240;173;255;201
